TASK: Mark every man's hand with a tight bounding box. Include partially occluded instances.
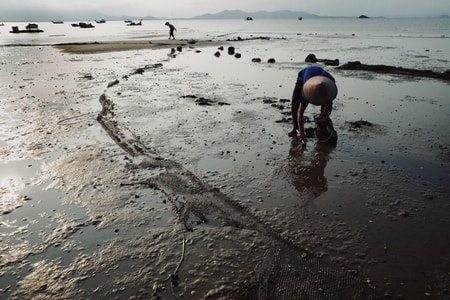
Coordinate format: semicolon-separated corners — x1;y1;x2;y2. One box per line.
296;130;307;145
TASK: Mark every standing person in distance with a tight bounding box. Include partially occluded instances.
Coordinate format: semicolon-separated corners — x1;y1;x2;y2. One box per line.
165;22;177;40
289;66;338;144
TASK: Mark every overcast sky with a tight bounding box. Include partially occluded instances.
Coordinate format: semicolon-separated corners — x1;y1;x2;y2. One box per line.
1;0;449;18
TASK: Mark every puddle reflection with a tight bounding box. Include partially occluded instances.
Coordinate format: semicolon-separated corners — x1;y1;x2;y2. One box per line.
288;139;336;200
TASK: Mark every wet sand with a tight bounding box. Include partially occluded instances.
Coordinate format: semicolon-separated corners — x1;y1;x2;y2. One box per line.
1;38;449;299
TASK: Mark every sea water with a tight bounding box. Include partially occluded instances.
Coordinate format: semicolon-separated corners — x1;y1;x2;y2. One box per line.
1;18;449;71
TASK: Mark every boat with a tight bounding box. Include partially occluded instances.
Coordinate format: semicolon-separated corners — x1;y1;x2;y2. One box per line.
52;21;64;24
0;22;5;26
127;19;142;26
79;22;95;28
298;17;303;20
95;19;106;24
72;22;95;28
10;23;44;33
245;17;253;21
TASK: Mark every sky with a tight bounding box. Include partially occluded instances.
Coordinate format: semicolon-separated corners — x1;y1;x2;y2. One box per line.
0;0;449;19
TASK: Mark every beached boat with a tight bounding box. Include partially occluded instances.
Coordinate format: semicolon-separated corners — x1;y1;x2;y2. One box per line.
10;24;43;33
127;19;142;26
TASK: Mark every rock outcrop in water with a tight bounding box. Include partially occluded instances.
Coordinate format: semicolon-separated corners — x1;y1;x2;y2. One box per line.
305;53;339;66
337;61;450;81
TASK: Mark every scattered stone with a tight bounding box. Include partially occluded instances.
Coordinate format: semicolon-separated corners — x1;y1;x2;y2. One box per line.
214;51;221;57
107;79;119;88
251;58;262;63
347;120;373;128
181;94;197;99
423;194;434;200
267;58;276;63
398;210;409;217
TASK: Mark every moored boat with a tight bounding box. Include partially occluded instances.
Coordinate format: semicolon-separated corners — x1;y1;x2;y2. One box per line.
72;22;95;28
126;19;142;26
10;24;44;33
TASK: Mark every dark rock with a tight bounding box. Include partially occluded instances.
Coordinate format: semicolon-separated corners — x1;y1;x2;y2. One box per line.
320;59;339;66
176;46;182;52
337;61;450;81
252;58;262;63
195;97;215;106
305;53;339;66
181;95;197;99
347;120;373;128
305;53;318;63
228;46;235;55
268;58;276;63
234;53;241;59
214;51;221;57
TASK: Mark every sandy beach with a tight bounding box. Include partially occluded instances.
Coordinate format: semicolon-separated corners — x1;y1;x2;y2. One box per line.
55;39;222;54
1;25;449;299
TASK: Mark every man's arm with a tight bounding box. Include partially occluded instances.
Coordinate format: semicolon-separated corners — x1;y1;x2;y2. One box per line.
297;103;307;141
320;103;332;117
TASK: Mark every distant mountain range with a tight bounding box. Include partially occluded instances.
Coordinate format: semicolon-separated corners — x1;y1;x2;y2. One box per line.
1;9;322;22
193;10;318;19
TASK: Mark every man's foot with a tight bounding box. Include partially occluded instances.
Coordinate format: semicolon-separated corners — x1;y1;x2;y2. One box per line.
288;129;297;137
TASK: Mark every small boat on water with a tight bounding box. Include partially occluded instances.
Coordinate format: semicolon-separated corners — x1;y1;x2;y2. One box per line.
72;22;95;28
52;21;64;24
10;23;43;33
95;19;106;24
126;19;142;26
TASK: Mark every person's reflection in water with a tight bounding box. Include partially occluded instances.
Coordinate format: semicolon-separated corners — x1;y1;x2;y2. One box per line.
288;138;336;201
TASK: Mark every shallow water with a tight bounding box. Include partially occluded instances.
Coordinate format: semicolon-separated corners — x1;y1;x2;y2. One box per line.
1;18;450;299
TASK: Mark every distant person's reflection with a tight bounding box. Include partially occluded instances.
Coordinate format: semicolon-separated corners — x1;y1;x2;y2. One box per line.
288;139;335;201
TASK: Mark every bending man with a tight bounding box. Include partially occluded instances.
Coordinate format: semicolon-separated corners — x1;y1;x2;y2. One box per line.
290;66;337;143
